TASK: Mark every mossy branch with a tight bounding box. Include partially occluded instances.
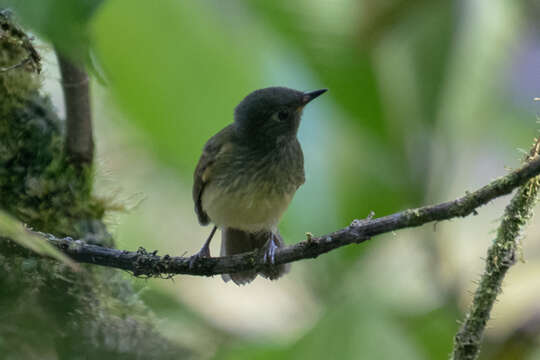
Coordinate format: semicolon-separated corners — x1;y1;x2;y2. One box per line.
3;153;540;277
451;139;540;360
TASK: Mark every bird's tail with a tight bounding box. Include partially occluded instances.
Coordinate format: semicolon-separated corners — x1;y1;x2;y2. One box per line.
220;227;290;285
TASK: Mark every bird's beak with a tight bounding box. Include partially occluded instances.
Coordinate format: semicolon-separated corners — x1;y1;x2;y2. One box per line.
302;88;328;105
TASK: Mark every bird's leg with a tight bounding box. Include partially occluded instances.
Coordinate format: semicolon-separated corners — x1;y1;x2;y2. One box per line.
262;232;279;265
189;226;217;268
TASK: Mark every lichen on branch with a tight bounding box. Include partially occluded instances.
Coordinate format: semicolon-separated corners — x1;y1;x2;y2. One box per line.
452;139;540;360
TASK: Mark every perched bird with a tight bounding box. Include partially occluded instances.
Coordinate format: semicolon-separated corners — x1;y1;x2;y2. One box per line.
191;86;327;285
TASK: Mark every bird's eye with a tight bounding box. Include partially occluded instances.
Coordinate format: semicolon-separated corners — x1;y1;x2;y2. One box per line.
278;110;289;121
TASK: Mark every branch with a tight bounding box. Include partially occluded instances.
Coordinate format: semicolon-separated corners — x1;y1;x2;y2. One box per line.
56;51;94;165
3;154;540;277
0;57;31;72
452;141;540;360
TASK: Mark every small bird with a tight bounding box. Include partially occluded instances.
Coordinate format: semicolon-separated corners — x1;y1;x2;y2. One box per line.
191;86;327;285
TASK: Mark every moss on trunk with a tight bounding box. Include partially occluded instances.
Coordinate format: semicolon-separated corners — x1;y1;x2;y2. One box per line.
0;12;191;359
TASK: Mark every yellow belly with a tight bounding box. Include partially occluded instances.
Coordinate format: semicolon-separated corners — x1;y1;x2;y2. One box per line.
201;182;294;232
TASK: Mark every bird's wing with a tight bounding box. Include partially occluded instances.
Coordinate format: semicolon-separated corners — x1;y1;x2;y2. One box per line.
193;125;234;225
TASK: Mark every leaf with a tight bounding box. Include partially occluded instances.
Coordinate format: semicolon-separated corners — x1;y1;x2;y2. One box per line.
91;0;260;172
0;211;78;270
0;0;103;61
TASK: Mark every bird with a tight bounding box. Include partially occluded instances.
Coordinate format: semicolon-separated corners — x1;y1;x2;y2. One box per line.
191;86;327;285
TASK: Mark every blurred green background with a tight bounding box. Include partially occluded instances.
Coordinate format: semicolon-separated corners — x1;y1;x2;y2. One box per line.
4;0;540;358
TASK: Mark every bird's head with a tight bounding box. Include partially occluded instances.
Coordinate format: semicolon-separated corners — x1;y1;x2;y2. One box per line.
234;86;327;144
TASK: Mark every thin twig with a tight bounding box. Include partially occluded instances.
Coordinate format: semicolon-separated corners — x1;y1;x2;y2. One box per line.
0;57;31;72
2;155;540;277
56;51;94;165
451;139;540;360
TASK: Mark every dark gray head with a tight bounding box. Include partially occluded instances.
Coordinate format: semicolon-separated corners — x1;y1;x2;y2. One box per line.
234;86;327;144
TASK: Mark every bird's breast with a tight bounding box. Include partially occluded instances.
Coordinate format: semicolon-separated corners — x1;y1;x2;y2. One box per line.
201;181;294;232
202;141;304;232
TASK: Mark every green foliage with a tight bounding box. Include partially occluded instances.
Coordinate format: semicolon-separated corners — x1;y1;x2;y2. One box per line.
3;0;538;358
0;0;103;61
0;11;190;359
91;0;260;171
0;212;77;267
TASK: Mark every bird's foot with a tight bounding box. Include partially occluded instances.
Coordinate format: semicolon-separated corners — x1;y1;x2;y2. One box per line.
189;226;217;269
188;245;211;269
262;234;278;265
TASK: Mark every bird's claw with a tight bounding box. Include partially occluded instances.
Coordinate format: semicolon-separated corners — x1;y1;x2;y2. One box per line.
262;236;278;265
188;246;211;269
